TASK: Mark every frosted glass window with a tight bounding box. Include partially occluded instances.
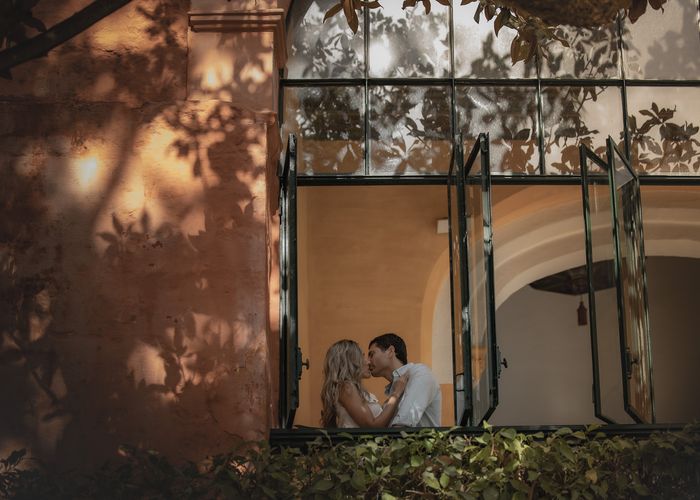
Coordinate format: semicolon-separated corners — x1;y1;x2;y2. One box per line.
622;0;700;79
457;86;539;174
287;0;364;79
283;87;365;175
540;23;621;79
542;86;624;174
627;87;700;174
369;86;452;174
369;3;450;78
453;3;536;78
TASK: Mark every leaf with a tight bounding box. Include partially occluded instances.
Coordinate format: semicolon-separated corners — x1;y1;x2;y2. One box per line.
483;486;499;500
6;449;26;467
323;2;343;22
351;470;366;489
585;469;598;483
474;3;483;22
439;472;450;487
342;0;359;32
500;428;516;440
514;129;530;141
494;9;510;36
311;479;334;491
628;0;647;23
558;441;576;462
423;472;441;490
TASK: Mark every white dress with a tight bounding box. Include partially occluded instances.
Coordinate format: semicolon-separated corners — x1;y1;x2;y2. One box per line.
336;392;382;428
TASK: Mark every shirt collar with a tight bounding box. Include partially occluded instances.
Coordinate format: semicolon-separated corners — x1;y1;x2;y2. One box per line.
384;363;411;395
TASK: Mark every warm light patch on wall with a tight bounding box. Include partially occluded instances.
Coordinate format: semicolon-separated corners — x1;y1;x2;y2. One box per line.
127;341;167;388
201;54;233;91
75;156;100;190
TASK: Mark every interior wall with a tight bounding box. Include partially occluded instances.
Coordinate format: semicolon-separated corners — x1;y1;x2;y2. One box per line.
296;185;451;426
646;257;700;423
491;286;596;425
491;256;700;425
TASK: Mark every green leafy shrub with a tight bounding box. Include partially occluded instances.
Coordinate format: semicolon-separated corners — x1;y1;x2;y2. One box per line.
2;424;699;499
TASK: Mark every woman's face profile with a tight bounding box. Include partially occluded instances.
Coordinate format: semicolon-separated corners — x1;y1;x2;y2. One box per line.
361;352;371;379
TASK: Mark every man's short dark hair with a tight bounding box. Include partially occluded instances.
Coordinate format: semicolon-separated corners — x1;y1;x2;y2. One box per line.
369;333;407;365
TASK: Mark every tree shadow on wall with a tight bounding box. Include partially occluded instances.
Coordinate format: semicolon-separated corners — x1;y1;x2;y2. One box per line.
0;0;276;470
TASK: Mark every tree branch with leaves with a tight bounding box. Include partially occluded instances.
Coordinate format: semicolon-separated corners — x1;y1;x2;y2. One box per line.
325;0;667;65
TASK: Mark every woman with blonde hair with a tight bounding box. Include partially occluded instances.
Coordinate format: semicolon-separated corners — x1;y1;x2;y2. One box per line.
321;339;407;428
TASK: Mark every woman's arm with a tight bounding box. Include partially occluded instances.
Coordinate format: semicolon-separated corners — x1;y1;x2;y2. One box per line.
338;376;407;428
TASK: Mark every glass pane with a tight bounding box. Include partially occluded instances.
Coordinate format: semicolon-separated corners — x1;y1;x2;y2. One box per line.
612;152;653;422
369;86;451;175
622;0;700;80
286;0;364;78
540;23;621;79
369;2;450;78
542;86;624;174
584;171;632;423
453;3;536;78
627;86;700;175
465;150;494;424
283;86;364;175
457;86;539;174
449;164;467;424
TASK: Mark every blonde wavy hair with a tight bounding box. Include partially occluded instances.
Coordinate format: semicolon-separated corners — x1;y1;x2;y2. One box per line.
320;339;367;427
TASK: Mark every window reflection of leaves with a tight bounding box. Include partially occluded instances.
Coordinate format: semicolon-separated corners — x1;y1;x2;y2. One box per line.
543;86;610;174
459;87;538;174
541;23;620;78
289;5;363;79
370;86;451;174
629;102;700;174
369;7;449;78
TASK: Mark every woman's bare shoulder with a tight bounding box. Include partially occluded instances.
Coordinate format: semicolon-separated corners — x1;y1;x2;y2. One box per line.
338;381;360;399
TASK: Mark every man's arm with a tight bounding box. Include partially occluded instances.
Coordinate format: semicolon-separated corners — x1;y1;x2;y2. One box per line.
391;366;439;427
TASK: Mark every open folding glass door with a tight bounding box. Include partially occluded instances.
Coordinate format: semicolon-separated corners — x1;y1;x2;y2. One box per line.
580;137;654;424
448;134;499;426
279;134;302;428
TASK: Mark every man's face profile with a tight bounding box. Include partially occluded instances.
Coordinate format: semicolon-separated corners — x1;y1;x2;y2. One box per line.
367;343;391;377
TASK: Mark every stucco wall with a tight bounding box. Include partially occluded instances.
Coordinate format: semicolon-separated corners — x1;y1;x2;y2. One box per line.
0;0;285;468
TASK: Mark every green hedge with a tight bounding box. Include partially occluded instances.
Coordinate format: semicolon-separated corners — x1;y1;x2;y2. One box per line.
2;424;699;499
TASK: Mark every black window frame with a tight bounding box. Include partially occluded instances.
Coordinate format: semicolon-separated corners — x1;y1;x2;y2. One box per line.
277;0;700;433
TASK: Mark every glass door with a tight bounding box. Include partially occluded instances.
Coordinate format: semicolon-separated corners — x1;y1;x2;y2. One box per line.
608;138;655;424
464;134;499;425
580;138;655;424
279;134;302;428
447;133;499;426
448;137;470;425
580;144;621;423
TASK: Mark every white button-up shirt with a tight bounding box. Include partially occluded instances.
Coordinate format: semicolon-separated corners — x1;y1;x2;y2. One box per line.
385;363;441;427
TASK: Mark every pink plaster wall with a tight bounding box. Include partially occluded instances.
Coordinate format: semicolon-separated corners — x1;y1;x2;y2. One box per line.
0;0;283;468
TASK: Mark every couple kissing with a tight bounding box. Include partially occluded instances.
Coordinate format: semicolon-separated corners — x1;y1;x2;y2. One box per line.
321;333;441;428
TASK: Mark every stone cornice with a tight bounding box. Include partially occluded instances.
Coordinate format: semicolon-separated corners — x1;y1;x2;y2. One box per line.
189;9;287;68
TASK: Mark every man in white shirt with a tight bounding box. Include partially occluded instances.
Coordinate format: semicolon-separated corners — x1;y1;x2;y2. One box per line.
367;333;441;427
